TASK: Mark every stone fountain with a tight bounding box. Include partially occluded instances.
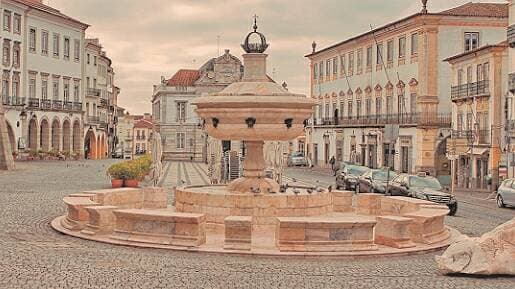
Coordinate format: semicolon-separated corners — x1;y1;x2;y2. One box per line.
193;21;315;194
52;21;454;256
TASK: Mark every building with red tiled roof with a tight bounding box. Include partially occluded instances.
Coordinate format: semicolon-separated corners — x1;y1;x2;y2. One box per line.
305;1;508;179
166;69;201;87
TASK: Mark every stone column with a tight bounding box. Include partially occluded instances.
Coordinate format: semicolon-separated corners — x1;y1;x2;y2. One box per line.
0;102;15;170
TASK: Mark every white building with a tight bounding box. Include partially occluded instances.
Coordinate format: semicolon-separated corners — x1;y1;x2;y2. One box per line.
507;0;515;178
1;0;88;157
306;2;508;182
83;38;118;159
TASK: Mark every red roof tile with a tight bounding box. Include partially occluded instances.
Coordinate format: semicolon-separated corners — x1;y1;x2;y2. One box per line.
134;119;153;129
438;2;508;18
166;69;200;87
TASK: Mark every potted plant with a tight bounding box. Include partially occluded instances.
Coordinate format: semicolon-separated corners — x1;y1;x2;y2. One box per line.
107;163;125;188
123;162;142;188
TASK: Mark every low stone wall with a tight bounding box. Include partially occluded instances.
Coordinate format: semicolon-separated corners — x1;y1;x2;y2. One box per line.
175;186;334;226
111;209;206;247
224;216;252;251
276;216;378;252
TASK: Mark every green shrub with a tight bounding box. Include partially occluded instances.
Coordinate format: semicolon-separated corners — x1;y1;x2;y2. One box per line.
107;163;126;179
106;156;152;180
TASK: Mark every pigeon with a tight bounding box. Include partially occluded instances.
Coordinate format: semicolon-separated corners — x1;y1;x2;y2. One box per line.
306;189;313;194
316;187;323;193
328;185;332;192
293;189;300;195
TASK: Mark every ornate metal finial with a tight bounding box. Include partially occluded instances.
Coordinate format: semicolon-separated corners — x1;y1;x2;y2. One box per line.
241;16;269;53
253;14;258;32
421;0;428;13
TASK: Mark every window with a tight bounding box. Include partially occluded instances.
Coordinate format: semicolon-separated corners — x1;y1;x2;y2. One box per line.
3;40;10;66
348;52;354;75
483;62;489;81
411;33;418;55
87;53;90;64
347;101;353;118
3;10;11;32
466;66;473;83
399;36;406;58
376;97;382;115
13;13;20;34
386;96;393;115
41;30;48;55
64;37;70;60
356;100;362;118
52;78;59;99
176;101;186;121
326;60;330;76
366;98;372;116
29;77;36;99
94;55;97;66
366;46;373;68
325;103;329;118
476;64;483;82
53;33;60;57
357;49;363;73
29;28;36;53
73;82;80;102
340;55;346;74
387;40;394;62
332;57;338;75
313;64;318;79
10;74;18;99
457;69;464;85
73;40;80;61
2;73;9;98
12;43;19;67
41;78;48;100
464;32;479;51
63;80;70;102
176;133;185;149
376;43;383;65
319;62;324;78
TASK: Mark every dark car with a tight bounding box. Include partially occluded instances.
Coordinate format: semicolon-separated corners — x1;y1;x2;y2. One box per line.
335;164;370;191
357;169;398;194
388;173;458;216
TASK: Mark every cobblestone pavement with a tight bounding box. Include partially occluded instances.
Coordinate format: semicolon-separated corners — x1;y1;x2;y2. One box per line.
0;161;513;289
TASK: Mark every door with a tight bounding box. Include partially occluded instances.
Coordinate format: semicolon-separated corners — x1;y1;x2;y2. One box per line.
401;146;409;173
324;143;330;165
313;144;318;166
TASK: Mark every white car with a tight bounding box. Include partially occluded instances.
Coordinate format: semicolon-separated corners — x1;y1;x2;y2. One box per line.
287;152;307;167
497;179;515;208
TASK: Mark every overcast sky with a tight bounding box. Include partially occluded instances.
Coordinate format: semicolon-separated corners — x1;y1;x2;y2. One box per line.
50;0;506;115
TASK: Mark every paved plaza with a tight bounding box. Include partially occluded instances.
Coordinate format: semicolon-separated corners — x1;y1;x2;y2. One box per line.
0;160;513;289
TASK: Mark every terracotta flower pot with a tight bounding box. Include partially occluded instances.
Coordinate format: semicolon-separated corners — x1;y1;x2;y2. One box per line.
111;179;124;188
124;179;139;188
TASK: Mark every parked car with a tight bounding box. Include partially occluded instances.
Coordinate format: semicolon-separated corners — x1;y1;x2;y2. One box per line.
357;169;398;194
496;179;515;208
287;152;307;167
388;173;458;216
111;148;123;159
335;164;370;191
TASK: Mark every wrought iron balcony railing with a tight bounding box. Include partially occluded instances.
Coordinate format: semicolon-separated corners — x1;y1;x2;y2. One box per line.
2;96;26;106
72;102;82;111
88;116;100;123
508;24;515;48
27;98;40;108
451;80;489;100
87;88;101;97
41;99;52;109
52;100;63;110
63;101;73;111
451;129;490;145
311;112;451;127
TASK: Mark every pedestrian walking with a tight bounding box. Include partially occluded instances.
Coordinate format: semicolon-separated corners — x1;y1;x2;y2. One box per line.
330;156;336;176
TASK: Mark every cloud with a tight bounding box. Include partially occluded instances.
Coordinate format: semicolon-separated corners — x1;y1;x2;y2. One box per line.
49;0;506;114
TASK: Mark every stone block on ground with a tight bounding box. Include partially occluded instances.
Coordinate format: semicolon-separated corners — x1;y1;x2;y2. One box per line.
436;217;515;275
224;216;252;251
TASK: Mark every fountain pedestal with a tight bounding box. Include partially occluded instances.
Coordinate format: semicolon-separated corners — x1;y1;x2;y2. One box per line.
227;140;280;194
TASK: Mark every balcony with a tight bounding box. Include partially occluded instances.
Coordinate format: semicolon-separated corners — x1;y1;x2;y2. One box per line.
311;113;451;128
87;88;101;97
52;100;63;110
72;102;82;111
99;98;108;107
27;98;40;108
2;96;26;106
509;73;515;94
88;116;100;124
451;129;490;145
451;80;489;100
63;101;73;111
508;24;515;48
41;99;52;109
